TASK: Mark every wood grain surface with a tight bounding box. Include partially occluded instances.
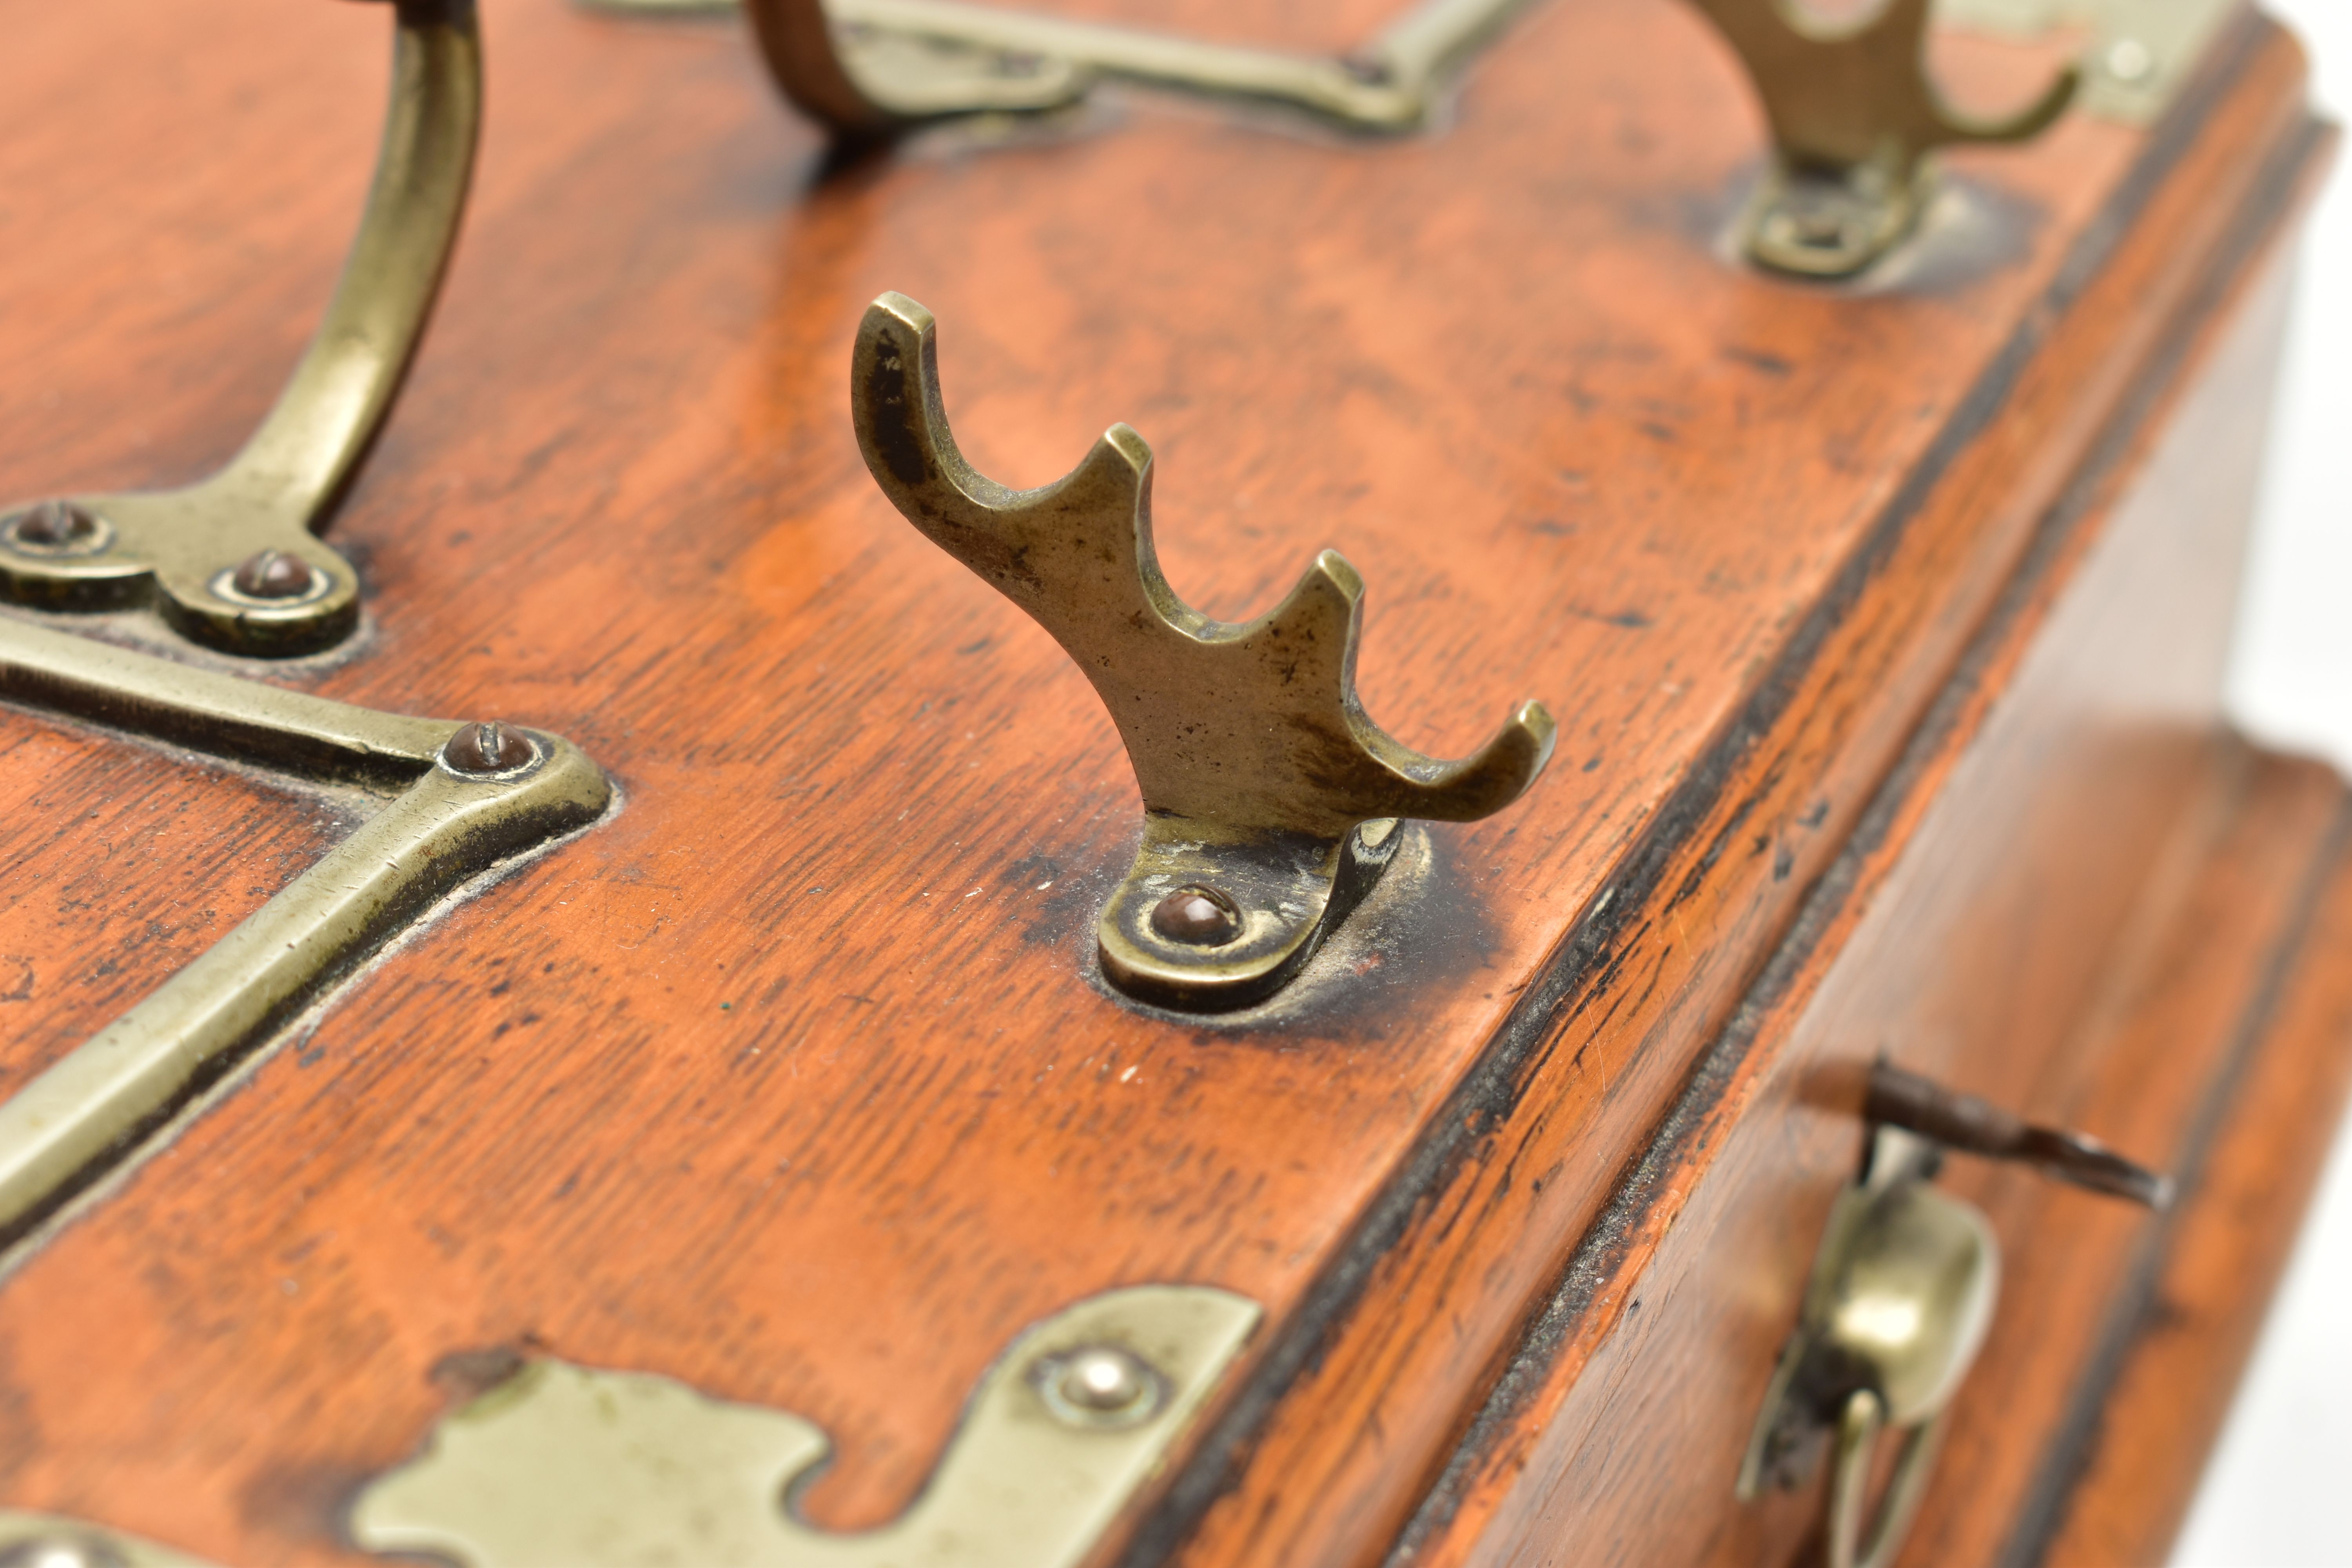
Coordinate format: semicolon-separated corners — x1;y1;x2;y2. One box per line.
0;1;2332;1565
1385;133;2333;1565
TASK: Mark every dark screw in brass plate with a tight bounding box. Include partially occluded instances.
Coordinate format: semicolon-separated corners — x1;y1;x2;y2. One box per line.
443;722;537;775
230;549;320;601
1151;887;1242;947
5;502;107;554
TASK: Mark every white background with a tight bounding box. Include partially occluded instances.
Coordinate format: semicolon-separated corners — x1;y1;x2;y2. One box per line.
2172;2;2352;1563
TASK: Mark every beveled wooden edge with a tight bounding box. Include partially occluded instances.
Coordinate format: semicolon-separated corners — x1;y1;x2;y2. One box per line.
1119;14;2335;1566
1381;91;2339;1568
2018;785;2352;1566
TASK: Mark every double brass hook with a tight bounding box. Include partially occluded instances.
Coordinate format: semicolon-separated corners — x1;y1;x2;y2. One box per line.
1686;0;2078;275
853;293;1556;1010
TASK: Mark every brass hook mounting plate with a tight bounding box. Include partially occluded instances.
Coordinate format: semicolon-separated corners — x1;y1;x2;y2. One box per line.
0;613;610;1245
352;1285;1261;1568
850;292;1555;1012
0;0;482;657
1683;0;2077;277
603;0;1539;134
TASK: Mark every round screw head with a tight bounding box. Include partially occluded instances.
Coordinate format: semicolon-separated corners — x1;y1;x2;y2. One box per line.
1150;885;1242;946
2103;37;2154;83
0;1537;130;1568
8;500;104;551
443;721;535;775
229;548;318;600
1036;1345;1164;1428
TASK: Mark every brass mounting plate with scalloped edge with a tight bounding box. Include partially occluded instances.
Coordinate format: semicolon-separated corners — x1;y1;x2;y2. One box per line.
350;1284;1261;1568
0;614;610;1245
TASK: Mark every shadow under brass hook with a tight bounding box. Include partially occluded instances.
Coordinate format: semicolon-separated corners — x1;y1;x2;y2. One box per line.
0;0;483;656
852;292;1556;1010
1685;0;2077;276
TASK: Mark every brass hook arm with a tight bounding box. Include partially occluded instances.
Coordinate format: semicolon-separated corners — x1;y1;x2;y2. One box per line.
741;0;1536;137
216;0;483;536
853;291;1554;841
0;0;483;655
1690;0;2075;170
746;0;1088;134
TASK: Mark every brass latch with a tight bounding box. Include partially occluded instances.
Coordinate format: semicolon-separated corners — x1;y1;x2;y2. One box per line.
0;0;481;657
849;292;1556;1012
1738;1063;2168;1568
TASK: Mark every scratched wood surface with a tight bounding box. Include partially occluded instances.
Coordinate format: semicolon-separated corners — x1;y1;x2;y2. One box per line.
0;0;2332;1564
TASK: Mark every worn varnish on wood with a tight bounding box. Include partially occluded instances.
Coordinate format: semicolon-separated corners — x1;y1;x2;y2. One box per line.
0;1;2341;1566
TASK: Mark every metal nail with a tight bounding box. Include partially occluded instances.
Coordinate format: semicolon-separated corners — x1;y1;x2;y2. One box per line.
1151;886;1242;946
1036;1345;1163;1428
229;548;318;601
2103;37;2154;83
9;500;103;550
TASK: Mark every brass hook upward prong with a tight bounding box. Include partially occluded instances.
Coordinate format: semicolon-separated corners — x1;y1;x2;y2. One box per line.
1686;0;2078;277
852;292;1557;1010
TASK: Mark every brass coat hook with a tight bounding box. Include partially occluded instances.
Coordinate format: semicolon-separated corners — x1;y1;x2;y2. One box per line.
852;292;1557;1011
0;0;482;657
738;0;1538;136
1684;0;2078;276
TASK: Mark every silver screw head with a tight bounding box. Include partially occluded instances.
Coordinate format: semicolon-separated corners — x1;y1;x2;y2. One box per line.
1034;1344;1165;1429
2103;38;2154;83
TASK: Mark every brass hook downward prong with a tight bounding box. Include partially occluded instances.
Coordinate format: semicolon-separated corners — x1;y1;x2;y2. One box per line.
1686;0;2078;277
0;0;482;656
852;292;1557;1011
742;0;1535;138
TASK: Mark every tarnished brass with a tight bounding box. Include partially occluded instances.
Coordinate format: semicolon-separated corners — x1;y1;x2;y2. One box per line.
851;293;1555;1011
724;0;1538;134
1684;0;2077;278
0;0;482;657
1737;1128;1998;1568
351;1285;1262;1568
0;614;609;1241
1742;1079;2165;1566
0;1512;222;1568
